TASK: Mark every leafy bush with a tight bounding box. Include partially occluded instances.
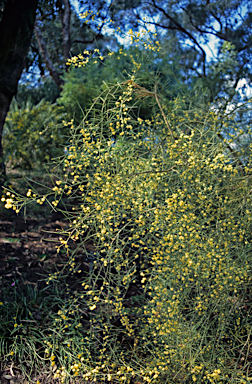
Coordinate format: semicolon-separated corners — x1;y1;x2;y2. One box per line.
2;27;252;384
3;98;67;170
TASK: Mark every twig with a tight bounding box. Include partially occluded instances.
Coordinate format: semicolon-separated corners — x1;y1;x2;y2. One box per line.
154;83;175;142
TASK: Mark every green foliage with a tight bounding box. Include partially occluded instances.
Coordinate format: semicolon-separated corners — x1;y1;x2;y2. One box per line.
204;41;239;101
5;85;252;384
57;65;99;124
57;45;145;124
17;76;61;105
3;98;67;170
58;44;187;127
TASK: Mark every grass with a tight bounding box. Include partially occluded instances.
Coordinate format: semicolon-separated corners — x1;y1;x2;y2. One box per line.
0;277;59;380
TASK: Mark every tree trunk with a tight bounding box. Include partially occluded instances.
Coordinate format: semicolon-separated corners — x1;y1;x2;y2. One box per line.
62;0;71;63
34;20;64;90
0;0;38;188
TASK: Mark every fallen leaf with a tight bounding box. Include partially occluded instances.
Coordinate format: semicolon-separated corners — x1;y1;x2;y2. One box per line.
27;232;40;238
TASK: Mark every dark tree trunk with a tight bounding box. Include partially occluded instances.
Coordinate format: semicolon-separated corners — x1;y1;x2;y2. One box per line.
0;0;38;188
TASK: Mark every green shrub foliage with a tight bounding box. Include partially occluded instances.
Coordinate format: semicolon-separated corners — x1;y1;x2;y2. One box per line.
3;98;67;170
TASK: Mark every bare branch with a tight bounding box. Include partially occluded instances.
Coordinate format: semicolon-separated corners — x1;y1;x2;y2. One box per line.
146;0;207;76
71;33;103;45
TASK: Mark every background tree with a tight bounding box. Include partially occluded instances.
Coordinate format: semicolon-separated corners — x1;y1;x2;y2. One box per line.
19;0;115;104
0;0;38;187
0;0;116;186
78;0;252;102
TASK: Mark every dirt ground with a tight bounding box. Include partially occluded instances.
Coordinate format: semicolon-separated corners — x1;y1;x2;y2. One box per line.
0;212;68;286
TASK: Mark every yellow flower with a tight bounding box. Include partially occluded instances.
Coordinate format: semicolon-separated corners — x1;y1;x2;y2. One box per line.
4;198;13;209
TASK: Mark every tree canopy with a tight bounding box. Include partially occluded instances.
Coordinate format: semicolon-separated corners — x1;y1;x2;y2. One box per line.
77;0;252;101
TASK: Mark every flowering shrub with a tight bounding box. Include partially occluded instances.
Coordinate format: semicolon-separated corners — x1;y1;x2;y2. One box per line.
2;22;252;384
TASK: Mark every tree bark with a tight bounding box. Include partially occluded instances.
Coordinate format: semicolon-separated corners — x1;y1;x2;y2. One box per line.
0;0;38;187
62;0;71;63
34;20;64;90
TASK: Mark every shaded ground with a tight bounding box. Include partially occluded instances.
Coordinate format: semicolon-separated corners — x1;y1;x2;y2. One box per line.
0;211;99;384
0;214;68;286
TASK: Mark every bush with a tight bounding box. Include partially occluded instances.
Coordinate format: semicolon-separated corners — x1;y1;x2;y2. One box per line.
3;98;67;170
2;29;252;384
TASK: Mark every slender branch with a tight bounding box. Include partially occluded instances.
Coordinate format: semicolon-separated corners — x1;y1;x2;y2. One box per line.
154;83;175;142
123;80;175;141
182;7;221;38
129;165;176;178
210;11;223;31
71;34;103;45
149;0;206;76
216;131;244;175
